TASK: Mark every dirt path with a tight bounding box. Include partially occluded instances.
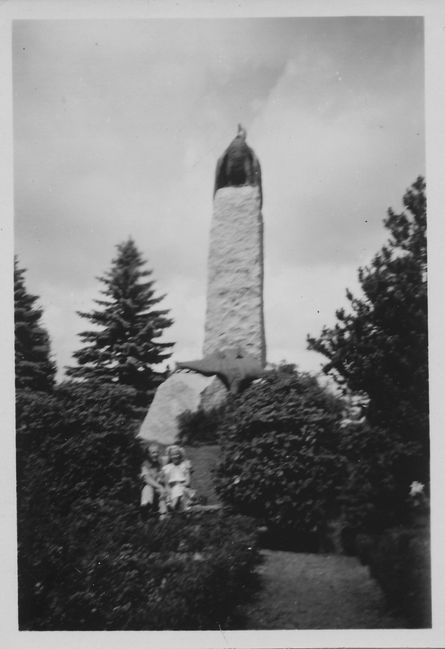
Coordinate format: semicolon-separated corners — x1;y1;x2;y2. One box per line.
242;550;407;629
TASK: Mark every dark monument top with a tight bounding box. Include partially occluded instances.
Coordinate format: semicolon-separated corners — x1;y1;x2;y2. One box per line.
213;124;263;208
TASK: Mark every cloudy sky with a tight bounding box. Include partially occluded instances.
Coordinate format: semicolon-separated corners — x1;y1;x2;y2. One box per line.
13;17;425;381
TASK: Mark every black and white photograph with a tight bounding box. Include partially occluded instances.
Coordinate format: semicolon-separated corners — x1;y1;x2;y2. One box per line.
3;0;445;646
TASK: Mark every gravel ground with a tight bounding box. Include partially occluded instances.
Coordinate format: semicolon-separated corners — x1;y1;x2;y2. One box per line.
242;549;407;629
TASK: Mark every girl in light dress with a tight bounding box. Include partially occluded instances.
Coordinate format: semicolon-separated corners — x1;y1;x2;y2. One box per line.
161;445;195;512
140;442;167;518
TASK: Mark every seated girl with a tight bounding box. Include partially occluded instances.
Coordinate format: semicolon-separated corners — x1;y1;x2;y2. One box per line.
161;445;195;512
140;442;167;518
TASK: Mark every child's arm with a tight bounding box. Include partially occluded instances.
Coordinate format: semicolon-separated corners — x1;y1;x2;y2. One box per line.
146;475;165;492
141;463;165;492
183;460;192;487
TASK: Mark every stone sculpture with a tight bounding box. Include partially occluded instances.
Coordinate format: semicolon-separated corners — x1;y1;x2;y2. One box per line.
214;124;263;208
138;125;266;445
177;347;265;394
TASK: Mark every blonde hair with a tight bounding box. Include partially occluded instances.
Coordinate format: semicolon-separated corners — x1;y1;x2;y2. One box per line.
166;445;185;463
141;441;161;458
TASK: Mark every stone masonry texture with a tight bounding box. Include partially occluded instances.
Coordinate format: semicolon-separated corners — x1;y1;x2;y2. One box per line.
203;185;266;366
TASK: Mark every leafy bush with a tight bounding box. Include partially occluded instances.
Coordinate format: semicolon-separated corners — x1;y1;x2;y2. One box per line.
17;382;260;630
338;420;426;536
177;406;225;446
356;525;431;628
19;500;260;630
215;367;344;543
16;381;143;516
184;444;221;505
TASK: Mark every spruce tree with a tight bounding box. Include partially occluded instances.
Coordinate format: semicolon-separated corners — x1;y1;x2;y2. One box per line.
14;257;56;392
307;177;428;458
67;239;173;407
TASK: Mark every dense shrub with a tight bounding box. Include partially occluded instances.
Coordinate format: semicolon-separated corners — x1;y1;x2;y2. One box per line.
356;525;431;628
17;382;260;629
334;407;430;627
19;500;260;630
184;444;221;505
215;367;344;543
16;381;143;516
338;420;426;536
177;408;227;506
177;406;225;446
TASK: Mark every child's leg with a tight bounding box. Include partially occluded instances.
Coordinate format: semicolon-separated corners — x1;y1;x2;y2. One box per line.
141;485;155;507
181;487;195;510
169;496;180;511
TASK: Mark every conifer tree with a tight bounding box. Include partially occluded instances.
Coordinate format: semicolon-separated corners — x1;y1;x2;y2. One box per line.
67;239;173;406
14;257;56;392
307;177;428;455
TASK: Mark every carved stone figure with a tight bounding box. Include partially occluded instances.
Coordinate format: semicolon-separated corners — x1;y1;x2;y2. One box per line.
214;124;263;208
177;347;265;394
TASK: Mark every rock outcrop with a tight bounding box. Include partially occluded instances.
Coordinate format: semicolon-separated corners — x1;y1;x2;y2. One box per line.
137;371;227;446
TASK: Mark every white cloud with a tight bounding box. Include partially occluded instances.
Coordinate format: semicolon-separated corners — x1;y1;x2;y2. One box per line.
13;18;424;380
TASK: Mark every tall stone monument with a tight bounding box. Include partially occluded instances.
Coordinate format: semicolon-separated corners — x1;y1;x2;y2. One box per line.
138;125;266;446
203;183;266;366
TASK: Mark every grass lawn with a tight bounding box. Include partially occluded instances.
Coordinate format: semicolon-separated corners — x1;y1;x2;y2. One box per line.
241;550;407;629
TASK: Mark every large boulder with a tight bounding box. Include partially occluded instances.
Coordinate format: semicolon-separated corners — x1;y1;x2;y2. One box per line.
137;370;227;446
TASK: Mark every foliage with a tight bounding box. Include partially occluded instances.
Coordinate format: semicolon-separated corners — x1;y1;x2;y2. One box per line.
66;239;174;408
14;256;56;392
16;381;142;627
356;525;431;628
307;177;428;465
176;407;226;506
307;178;428;537
215;367;344;541
177;406;226;446
19;501;260;630
183;444;221;505
16;383;260;630
16;381;142;516
338;420;424;534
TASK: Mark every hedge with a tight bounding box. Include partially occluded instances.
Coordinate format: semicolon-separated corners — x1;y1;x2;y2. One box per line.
16;382;261;630
19;501;261;630
215;368;344;544
355;524;431;628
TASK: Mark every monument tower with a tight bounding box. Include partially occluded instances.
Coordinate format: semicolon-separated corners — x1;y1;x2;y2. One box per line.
203;124;266;366
139;126;266;445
